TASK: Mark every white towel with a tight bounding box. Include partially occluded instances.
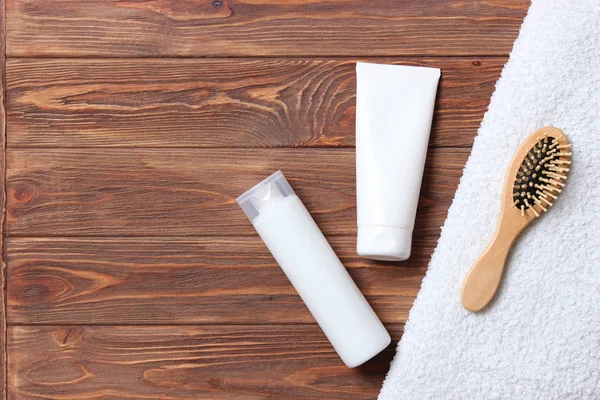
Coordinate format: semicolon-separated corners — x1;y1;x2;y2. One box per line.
378;0;600;399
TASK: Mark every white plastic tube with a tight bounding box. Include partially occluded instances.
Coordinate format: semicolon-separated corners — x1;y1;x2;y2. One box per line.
355;62;440;261
237;171;390;368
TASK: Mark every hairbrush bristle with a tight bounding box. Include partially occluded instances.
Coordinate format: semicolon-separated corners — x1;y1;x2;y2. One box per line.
533;197;548;212
544;184;561;193
543;170;566;180
541;197;553;207
513;134;570;216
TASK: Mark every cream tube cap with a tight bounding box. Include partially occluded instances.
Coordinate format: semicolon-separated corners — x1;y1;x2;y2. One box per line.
357;226;412;261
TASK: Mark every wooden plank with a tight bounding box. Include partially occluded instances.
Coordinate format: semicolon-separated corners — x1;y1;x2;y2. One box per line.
0;0;7;396
6;57;500;149
8;324;401;399
6;148;468;237
5;0;528;57
6;236;435;325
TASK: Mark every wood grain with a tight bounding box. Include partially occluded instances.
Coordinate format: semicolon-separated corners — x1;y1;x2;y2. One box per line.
6;57;501;149
8;325;402;399
6;148;469;237
6;236;435;325
6;0;529;57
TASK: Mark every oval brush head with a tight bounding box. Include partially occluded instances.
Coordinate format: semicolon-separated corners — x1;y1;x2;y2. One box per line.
461;126;571;312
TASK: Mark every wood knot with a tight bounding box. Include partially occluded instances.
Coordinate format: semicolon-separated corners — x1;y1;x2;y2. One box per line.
26;356;91;385
472;61;481;66
9;270;75;306
212;0;223;8
9;183;35;204
52;327;86;347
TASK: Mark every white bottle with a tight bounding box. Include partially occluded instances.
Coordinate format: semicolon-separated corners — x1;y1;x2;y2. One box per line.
355;62;441;261
237;171;391;368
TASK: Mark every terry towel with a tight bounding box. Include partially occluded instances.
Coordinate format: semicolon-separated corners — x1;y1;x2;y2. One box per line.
379;0;600;399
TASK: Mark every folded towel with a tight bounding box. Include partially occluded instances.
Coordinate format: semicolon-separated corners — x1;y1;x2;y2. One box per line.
378;0;600;399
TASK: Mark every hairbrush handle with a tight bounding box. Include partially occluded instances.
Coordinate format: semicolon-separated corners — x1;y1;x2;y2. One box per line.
460;222;522;312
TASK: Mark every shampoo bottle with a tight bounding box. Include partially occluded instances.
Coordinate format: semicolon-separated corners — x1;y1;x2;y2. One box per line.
237;171;391;368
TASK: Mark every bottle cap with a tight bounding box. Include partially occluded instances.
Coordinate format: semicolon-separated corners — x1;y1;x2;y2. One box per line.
357;226;412;261
237;171;295;223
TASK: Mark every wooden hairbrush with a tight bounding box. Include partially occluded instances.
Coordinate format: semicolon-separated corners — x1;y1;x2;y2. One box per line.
461;126;572;312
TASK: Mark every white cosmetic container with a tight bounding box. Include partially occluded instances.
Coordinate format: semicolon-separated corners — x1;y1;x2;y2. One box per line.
237;171;391;368
355;62;441;261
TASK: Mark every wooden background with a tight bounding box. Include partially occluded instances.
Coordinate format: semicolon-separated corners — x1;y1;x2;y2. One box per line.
0;0;530;398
